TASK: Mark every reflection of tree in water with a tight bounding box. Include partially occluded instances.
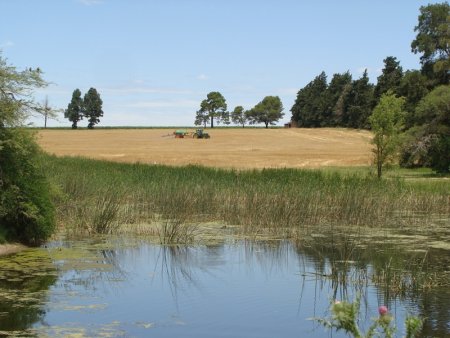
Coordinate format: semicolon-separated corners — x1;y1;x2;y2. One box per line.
292;230;450;337
155;245;212;308
0;249;57;333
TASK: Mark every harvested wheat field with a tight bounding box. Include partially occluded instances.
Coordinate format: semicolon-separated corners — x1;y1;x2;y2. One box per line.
37;128;373;169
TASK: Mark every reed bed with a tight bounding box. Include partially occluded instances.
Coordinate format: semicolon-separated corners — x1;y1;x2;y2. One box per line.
39;154;450;242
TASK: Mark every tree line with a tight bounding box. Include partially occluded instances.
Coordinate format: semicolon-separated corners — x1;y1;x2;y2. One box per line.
194;92;284;129
290;2;449;173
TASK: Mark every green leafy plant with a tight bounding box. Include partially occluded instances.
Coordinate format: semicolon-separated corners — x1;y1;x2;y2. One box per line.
312;295;423;338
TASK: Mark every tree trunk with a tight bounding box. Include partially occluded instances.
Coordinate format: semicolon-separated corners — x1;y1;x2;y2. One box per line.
210;116;214;128
265;122;269;128
377;147;382;178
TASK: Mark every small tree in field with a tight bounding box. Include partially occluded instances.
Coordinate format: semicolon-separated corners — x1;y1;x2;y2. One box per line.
231;105;248;127
83;87;103;129
369;92;405;178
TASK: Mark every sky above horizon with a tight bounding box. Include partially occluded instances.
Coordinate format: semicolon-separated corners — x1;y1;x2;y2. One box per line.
0;0;443;127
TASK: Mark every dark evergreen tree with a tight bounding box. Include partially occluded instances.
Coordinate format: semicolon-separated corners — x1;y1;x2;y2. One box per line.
325;72;352;126
291;71;328;127
83;87;103;129
398;70;429;128
374;56;403;104
64;89;84;129
343;70;374;129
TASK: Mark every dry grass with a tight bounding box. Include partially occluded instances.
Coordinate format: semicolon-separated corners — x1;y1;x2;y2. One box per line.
37;128;373;169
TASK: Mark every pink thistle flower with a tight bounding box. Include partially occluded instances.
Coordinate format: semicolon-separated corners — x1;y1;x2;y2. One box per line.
378;305;388;316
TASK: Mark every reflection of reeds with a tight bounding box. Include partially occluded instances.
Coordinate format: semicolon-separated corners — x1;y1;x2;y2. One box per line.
41;154;450;239
157;219;198;244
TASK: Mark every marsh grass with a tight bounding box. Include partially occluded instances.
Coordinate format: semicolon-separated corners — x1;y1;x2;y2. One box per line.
39;154;450;242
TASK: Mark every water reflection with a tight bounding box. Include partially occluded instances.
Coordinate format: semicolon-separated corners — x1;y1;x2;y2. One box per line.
1;233;449;337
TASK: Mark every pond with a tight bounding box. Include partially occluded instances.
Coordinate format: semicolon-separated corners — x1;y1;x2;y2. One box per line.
0;231;449;337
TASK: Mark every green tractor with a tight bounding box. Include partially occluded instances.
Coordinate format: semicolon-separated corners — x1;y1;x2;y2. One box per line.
192;129;210;139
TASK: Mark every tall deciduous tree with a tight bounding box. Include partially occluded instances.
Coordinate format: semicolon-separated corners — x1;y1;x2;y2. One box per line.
414;85;450;172
64;89;84;129
248;96;284;128
369;92;405;178
196;92;227;128
411;2;450;85
0;53;55;245
83;87;103;129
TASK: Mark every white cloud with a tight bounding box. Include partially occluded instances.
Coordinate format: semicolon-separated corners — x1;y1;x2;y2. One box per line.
78;0;103;6
197;74;209;81
276;88;298;95
356;67;382;76
0;40;14;49
100;86;193;95
126;99;198;109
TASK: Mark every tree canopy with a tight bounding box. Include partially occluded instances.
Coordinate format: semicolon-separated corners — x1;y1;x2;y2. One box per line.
83;87;103;129
413;85;450;172
248;96;284;128
291;71;328;127
374;56;403;103
231;105;248;127
64;88;103;129
64;89;84;129
291;70;373;129
411;1;450;81
195;92;227;128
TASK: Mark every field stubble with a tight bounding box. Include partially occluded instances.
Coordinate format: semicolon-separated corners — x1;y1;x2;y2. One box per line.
37;128;373;169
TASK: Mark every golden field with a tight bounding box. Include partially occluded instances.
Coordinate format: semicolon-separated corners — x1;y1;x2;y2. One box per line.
37;128;373;169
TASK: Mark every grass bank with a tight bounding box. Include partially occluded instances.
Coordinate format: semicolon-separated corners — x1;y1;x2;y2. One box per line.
39;154;450;240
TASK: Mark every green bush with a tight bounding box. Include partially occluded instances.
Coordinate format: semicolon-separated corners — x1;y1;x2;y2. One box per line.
0;128;55;246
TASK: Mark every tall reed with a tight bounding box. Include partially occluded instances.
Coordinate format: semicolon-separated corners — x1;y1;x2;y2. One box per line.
39;154;450;239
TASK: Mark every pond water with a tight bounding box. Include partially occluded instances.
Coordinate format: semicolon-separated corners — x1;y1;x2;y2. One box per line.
0;234;449;337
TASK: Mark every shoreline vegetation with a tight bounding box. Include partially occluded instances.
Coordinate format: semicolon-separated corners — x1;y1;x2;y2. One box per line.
39;153;450;241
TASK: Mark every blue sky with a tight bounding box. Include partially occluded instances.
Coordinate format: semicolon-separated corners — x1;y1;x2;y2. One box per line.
0;0;442;127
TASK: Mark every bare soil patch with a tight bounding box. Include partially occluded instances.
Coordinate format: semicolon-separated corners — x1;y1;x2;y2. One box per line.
37;128;373;169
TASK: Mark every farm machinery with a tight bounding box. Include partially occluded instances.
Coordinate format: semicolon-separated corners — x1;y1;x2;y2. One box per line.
171;129;210;139
192;129;210;139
